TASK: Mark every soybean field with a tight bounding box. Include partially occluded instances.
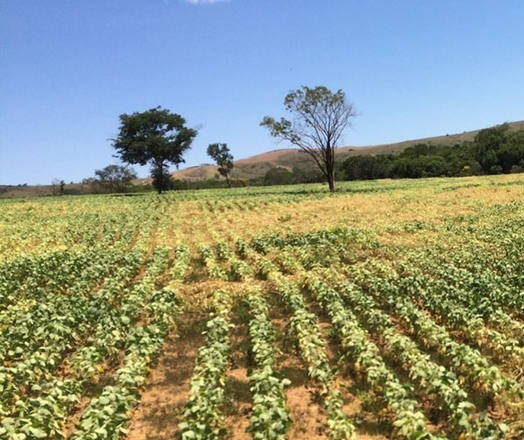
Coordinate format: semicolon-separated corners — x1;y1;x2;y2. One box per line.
2;174;524;439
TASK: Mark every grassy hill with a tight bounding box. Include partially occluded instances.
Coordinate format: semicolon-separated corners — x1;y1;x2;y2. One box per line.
2;120;523;198
173;120;524;181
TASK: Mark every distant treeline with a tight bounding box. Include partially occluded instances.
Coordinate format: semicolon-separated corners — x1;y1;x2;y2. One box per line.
5;123;522;199
340;123;524;181
167;123;524;189
258;124;524;186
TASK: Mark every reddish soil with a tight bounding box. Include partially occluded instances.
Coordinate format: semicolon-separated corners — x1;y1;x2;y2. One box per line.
223;306;252;439
126;295;389;439
224;367;252;439
270;314;329;439
126;315;205;440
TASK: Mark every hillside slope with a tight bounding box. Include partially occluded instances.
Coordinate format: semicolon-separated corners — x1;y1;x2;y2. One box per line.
173;120;524;181
2;120;523;198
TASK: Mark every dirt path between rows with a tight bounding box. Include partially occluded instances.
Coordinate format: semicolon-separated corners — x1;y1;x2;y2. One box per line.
126;314;205;440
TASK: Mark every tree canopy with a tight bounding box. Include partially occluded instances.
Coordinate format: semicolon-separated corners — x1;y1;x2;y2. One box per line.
94;164;137;193
112;106;197;193
261;85;356;192
473;123;510;173
340;124;524;181
207;143;234;187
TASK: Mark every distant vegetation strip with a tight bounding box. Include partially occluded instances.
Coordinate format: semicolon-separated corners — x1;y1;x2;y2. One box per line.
2;121;524;198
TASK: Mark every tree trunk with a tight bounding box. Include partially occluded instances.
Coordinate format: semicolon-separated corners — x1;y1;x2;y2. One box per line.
225;174;232;188
158;163;163;194
326;149;336;193
327;170;335;192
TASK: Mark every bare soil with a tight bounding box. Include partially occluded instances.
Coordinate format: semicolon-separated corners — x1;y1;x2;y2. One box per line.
126;315;205;440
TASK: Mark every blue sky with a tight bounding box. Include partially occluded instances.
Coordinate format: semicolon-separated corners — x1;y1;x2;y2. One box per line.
1;0;523;185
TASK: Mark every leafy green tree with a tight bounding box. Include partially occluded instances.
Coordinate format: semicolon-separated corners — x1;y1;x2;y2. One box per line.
496;130;524;173
264;167;294;186
342;155;381;180
207;143;234;187
112;106;197;193
473;123;509;173
291;165;324;183
151;163;175;192
261;85;356;192
340;128;524;181
94;164;137;193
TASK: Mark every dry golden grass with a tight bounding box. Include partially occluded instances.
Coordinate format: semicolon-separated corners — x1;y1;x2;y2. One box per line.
171;120;524;182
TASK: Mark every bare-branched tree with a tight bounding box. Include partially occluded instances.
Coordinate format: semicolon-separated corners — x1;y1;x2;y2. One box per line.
261;85;356;192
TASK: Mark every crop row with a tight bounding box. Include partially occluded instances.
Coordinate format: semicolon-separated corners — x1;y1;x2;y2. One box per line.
0;243;188;439
179;290;233;439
